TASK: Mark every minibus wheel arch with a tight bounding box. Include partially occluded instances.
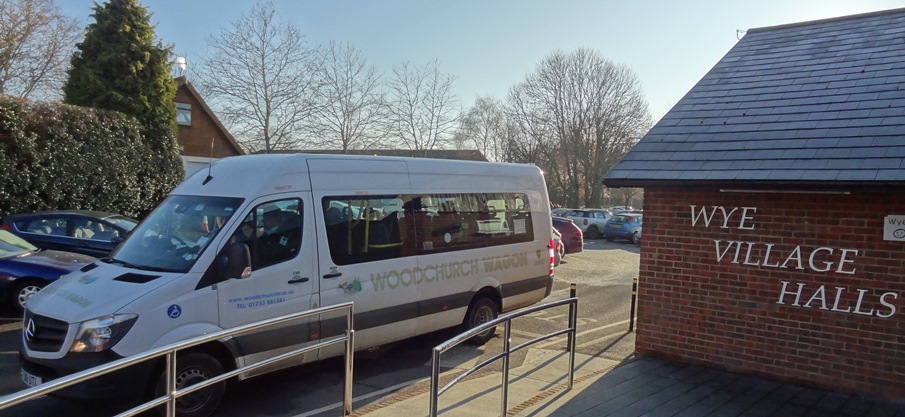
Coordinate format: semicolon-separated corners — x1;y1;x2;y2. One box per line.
145;341;237;414
461;288;501;346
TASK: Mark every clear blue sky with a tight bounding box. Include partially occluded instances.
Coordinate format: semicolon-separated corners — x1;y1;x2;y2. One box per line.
59;0;903;120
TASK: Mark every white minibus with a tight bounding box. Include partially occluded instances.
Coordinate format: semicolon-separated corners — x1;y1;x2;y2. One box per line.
20;154;554;417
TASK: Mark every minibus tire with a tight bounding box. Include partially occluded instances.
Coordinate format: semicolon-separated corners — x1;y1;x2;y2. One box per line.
462;298;498;346
154;353;225;417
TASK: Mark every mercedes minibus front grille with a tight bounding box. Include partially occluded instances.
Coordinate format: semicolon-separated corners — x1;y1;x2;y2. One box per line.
24;311;69;352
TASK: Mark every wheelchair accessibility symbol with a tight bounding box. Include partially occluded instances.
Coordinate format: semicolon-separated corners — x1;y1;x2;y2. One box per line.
167;304;182;319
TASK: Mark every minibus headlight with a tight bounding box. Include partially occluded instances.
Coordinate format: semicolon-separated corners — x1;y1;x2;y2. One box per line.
70;314;138;353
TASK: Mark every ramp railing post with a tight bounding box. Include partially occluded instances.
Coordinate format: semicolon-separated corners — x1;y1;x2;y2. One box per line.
629;277;638;332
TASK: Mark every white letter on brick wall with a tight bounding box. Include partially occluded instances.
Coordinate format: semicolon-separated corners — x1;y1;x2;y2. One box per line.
803;285;829;310
878;292;898;318
777;281;805;306
718;206;739;229
835;249;858;275
831;287;852;313
781;246;805;270
808;247;833;272
690;205;718;227
713;240;736;263
853;289;875;316
738;207;757;230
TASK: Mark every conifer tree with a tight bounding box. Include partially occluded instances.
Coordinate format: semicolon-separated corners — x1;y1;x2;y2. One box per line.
63;0;182;207
64;0;176;130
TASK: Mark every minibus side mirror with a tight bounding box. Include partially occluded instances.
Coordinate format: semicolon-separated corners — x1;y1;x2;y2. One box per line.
221;242;252;279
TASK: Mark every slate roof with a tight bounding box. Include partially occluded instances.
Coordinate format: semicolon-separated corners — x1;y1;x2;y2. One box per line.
605;8;905;190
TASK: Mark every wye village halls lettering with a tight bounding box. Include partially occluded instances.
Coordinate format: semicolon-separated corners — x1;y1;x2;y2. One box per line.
689;205;899;318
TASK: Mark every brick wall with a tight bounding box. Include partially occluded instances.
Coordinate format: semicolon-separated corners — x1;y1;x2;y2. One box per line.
638;187;905;400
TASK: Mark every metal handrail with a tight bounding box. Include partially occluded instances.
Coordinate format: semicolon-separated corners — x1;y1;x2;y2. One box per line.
429;287;578;417
0;301;355;417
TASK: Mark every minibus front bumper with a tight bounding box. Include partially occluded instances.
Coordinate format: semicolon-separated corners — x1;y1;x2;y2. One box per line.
19;351;155;402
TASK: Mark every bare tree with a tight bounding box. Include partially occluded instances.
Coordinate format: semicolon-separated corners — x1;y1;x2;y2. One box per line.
0;0;80;100
386;60;460;151
454;96;505;161
508;48;650;207
196;1;317;153
308;41;386;151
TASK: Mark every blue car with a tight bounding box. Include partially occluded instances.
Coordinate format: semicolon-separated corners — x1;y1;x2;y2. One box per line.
604;213;643;244
0;230;95;312
1;210;137;257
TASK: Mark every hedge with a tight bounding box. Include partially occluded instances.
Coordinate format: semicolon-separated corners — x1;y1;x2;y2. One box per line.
0;97;183;219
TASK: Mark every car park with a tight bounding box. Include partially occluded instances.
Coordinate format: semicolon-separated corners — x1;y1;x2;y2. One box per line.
564;209;612;239
552;216;583;254
1;210;138;257
604;213;643;244
0;230;95;312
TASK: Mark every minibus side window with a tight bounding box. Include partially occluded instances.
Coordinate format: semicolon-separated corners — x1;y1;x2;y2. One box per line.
415;192;534;254
228;199;302;270
323;195;406;265
322;193;534;265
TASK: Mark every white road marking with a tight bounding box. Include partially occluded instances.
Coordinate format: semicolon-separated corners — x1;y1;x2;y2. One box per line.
0;322;21;334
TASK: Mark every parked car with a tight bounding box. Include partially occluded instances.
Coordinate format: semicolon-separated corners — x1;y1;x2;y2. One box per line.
1;210;138;257
564;209;612;239
551;208;571;217
608;206;634;214
552;216;583;254
0;230;95;311
604;213;643;244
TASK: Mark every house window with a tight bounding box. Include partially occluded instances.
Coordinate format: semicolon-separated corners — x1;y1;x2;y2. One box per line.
176;102;191;126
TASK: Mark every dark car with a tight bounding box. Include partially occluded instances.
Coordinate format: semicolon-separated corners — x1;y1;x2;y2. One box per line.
1;210;138;257
552;216;583;254
0;230;95;311
604;213;643;244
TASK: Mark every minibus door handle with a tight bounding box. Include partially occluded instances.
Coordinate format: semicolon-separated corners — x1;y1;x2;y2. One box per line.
288;277;310;284
323;272;342;279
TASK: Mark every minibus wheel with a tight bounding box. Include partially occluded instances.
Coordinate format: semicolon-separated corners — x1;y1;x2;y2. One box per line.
462;298;498;346
154;353;225;417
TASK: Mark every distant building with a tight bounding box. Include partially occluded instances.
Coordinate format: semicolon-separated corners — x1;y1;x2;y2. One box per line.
605;9;905;401
173;76;244;178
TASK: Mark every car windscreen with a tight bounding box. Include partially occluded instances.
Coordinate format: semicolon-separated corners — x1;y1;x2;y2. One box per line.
108;195;244;273
107;215;139;231
0;230;38;257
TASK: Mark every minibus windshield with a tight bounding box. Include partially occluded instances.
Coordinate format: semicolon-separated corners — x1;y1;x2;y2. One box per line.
107;195;244;273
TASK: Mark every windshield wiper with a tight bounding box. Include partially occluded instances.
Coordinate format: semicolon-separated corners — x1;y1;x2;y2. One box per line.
100;257;141;269
100;257;179;273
